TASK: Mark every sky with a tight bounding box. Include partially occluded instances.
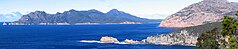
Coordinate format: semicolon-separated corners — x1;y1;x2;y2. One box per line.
0;0;237;22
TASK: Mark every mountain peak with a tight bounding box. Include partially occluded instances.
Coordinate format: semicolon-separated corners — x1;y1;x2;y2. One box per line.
69;9;77;12
108;9;119;12
33;11;46;14
107;9;124;15
111;9;119;11
88;9;101;12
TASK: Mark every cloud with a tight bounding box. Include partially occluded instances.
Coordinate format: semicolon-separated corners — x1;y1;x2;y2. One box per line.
0;12;23;22
99;0;106;2
137;14;169;19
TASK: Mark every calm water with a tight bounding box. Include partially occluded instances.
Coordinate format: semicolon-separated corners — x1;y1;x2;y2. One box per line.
0;24;195;49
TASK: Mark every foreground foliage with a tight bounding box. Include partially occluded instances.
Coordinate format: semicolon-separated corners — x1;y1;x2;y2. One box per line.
196;11;238;49
196;28;220;49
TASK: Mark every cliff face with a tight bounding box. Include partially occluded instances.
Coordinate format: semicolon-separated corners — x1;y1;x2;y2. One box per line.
160;0;238;28
15;9;152;25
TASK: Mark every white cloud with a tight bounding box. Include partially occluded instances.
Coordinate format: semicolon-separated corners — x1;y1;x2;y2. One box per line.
0;12;23;22
136;14;169;19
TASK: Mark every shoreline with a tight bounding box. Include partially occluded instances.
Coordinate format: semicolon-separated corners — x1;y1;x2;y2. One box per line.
79;36;196;47
79;39;196;46
1;22;163;26
2;22;149;25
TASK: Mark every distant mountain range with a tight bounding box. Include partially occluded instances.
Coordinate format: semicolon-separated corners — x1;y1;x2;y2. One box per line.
160;0;238;27
14;9;159;25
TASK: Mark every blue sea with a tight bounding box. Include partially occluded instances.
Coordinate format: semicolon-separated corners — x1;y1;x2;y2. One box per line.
0;24;195;49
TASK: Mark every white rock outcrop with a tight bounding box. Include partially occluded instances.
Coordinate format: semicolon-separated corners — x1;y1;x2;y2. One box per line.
124;39;140;44
100;36;119;43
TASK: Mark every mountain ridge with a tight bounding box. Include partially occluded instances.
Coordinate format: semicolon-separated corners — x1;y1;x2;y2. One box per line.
14;9;155;25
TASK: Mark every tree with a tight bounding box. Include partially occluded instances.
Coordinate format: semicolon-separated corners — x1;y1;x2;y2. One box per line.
196;10;238;49
196;28;219;49
221;11;238;48
221;16;235;36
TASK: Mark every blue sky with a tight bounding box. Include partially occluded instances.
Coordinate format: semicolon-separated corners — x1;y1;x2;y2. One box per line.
0;0;237;21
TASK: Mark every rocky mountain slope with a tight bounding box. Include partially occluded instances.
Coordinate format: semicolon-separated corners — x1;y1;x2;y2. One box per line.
14;9;154;25
160;0;238;28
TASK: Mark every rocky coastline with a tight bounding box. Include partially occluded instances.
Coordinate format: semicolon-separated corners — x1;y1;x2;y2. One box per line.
81;35;197;46
92;23;219;46
144;22;221;46
145;30;197;46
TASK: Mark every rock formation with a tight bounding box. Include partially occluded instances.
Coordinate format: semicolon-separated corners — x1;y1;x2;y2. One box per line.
160;0;238;28
146;30;198;46
100;36;119;43
124;39;140;44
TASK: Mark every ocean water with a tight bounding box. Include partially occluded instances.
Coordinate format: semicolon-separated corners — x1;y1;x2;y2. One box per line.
0;24;195;49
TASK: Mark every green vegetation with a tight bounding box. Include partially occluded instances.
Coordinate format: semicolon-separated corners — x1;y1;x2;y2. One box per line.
196;28;220;49
172;22;221;37
221;11;238;49
221;16;237;36
196;11;238;49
